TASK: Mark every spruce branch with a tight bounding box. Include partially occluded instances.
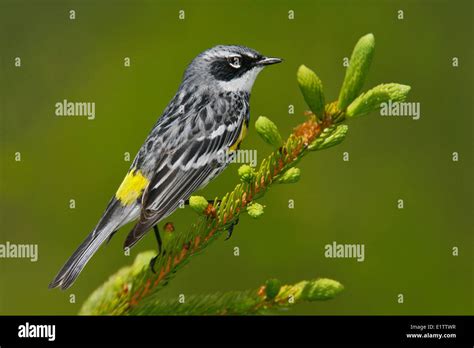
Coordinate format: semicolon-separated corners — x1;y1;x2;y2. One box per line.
80;251;343;315
131;278;343;315
81;33;411;315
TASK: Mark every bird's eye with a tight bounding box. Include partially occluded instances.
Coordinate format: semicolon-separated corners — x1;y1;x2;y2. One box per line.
227;56;241;69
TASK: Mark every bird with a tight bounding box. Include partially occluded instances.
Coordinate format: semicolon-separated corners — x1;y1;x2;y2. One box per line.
49;45;282;290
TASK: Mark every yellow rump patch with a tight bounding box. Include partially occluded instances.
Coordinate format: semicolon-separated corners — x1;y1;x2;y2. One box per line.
229;123;248;152
115;168;149;205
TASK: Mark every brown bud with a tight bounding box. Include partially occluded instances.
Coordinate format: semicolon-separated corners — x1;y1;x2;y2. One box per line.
164;222;175;233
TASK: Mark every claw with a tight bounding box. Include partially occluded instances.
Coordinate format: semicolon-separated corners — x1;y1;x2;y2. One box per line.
225;218;240;240
225;226;234;240
149;255;158;273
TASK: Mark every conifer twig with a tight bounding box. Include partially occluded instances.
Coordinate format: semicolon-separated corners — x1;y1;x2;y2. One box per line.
80;251;343;315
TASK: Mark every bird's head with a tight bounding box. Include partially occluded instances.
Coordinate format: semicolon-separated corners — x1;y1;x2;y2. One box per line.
182;45;282;92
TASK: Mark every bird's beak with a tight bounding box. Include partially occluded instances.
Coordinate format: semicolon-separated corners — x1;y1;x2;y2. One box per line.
257;56;283;66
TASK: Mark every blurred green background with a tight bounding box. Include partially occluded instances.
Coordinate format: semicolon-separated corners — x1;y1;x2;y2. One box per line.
0;0;472;315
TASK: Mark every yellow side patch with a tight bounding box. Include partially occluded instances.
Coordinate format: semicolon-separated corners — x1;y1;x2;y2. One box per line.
229;123;248;152
115;168;149;205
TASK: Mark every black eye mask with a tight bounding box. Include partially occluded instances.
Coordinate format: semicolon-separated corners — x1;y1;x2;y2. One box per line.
210;55;261;81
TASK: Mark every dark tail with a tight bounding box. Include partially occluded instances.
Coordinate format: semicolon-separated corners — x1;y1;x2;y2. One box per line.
48;228;111;290
49;199;136;290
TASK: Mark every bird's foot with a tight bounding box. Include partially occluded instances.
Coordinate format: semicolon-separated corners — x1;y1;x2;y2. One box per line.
149;225;163;274
225;218;240;241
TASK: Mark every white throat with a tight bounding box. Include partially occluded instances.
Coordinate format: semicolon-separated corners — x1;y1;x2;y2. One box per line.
217;66;264;92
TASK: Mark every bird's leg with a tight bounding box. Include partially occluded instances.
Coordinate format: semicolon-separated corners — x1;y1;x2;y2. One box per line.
149;225;163;273
225;217;240;241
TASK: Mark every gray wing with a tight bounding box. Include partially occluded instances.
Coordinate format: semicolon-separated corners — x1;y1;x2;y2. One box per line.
124;93;247;249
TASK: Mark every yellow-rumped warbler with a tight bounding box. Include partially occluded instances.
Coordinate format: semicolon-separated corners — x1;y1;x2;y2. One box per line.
49;45;282;289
